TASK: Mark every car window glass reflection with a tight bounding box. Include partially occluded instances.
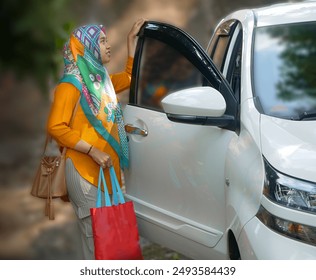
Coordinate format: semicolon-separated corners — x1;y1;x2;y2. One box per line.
137;38;202;110
253;22;316;120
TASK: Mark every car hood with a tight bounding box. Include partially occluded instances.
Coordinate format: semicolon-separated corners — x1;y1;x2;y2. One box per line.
261;115;316;182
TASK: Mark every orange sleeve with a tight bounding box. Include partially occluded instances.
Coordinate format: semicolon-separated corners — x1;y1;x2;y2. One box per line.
47;83;81;148
110;56;134;93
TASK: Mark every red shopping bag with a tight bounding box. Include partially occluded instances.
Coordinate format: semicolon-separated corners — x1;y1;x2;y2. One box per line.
90;167;143;260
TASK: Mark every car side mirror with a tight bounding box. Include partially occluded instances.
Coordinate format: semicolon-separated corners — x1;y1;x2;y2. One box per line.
161;87;235;128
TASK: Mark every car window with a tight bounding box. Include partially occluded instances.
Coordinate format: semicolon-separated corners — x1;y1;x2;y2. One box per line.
224;26;242;103
208;20;237;70
136;37;204;111
210;36;230;71
208;21;242;102
253;21;316;120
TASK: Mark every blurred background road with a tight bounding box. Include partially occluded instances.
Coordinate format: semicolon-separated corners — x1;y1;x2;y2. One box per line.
0;0;294;259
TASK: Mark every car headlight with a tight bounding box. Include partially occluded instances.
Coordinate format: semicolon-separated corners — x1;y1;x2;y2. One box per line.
263;158;316;214
256;206;316;246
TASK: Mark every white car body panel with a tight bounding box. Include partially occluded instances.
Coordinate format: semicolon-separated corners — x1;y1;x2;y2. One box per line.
239;216;316;259
254;2;316;27
124;106;234;258
261;116;316;182
225;98;263;235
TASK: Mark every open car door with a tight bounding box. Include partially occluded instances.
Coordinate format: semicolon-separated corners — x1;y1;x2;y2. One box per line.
123;21;239;259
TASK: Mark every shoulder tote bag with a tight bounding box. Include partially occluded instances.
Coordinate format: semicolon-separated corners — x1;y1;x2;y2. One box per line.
90;167;143;260
31;97;80;220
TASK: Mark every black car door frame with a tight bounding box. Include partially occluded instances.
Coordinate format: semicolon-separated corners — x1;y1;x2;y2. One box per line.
129;21;240;133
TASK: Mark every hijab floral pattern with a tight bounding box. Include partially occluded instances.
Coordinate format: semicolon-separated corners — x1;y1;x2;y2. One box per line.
60;24;129;169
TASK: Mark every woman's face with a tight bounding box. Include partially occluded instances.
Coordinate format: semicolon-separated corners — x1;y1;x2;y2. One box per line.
99;31;111;65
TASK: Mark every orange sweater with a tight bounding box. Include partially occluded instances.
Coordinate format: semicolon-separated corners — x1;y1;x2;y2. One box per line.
47;57;133;192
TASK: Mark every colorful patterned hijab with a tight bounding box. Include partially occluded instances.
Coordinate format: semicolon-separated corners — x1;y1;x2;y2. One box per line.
60;24;129;169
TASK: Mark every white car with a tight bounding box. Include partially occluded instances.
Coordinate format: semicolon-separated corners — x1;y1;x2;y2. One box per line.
123;1;316;259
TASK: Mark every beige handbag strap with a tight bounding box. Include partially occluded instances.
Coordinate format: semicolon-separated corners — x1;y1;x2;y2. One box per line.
43;96;81;155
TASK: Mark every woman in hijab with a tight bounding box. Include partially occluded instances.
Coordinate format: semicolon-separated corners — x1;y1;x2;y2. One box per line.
47;18;145;259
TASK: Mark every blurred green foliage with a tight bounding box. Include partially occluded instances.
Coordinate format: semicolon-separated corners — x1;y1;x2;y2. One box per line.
0;0;77;92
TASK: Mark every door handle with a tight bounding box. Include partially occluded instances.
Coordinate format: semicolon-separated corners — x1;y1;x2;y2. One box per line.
125;124;148;137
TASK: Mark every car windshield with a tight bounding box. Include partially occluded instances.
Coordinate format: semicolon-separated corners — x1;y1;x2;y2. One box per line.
253;21;316;120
